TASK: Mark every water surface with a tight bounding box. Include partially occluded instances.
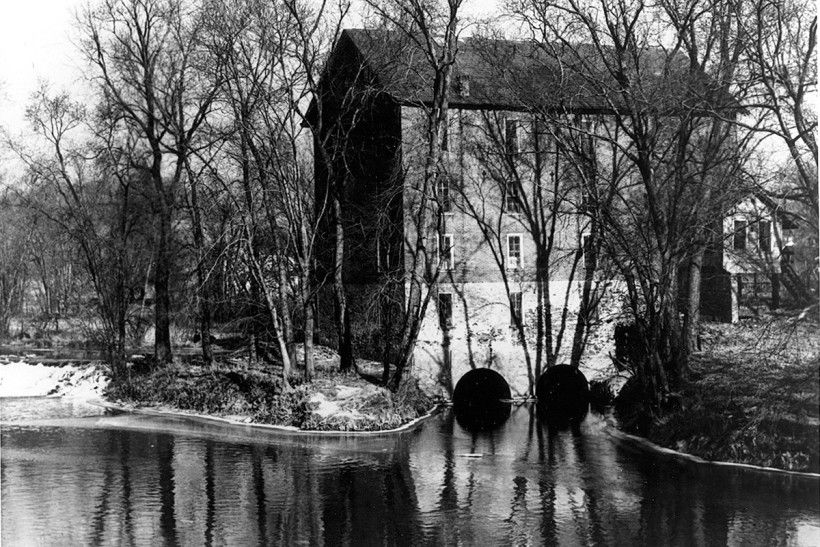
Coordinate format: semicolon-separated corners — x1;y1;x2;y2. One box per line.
2;398;818;545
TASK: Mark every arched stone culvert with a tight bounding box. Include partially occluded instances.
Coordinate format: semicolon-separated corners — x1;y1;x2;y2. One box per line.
536;365;590;419
453;368;512;431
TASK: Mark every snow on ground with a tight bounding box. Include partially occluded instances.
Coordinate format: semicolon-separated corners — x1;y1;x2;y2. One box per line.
0;361;109;398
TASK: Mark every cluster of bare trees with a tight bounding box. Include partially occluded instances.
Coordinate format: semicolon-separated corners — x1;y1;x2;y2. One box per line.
492;0;815;404
1;0;815;404
434;0;814;402
3;0;341;381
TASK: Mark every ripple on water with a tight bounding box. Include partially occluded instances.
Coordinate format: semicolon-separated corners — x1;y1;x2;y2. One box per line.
1;397;108;421
1;400;818;546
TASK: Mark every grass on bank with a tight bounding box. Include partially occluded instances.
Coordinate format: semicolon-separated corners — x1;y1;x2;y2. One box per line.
104;357;435;432
619;314;819;472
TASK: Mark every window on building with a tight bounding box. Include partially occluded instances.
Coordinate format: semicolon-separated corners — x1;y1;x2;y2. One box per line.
439;234;454;270
510;292;522;328
505;118;519;155
733;220;747;250
759;220;771;252
436;175;452;213
438;292;453;329
505;181;522;213
507;234;522;268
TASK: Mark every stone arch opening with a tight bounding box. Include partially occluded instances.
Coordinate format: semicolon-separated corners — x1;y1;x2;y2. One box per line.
453;368;512;431
536;365;589;418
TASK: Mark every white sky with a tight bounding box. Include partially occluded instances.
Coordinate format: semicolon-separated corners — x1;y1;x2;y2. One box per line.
0;0;90;137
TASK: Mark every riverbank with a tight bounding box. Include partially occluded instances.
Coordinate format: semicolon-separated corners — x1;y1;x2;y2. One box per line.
618;314;820;473
104;356;437;432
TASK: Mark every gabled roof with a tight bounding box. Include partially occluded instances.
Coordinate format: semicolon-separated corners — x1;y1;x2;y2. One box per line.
337;28;733;114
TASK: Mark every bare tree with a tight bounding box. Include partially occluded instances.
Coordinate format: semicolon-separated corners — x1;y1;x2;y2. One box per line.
279;0;354;380
0;190;32;339
743;0;816;227
657;0;759;351
363;0;465;390
80;0;220;363
11;87;152;376
741;0;817;303
288;0;370;375
508;0;754;403
199;0;354;383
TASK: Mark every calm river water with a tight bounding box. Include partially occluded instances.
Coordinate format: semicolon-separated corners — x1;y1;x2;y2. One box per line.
2;398;818;545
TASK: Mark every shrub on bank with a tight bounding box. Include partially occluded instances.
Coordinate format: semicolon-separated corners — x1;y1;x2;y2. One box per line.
104;360;436;431
614;316;820;473
105;362;312;425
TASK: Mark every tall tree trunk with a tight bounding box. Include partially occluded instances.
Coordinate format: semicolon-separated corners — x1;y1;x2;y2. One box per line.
683;246;704;357
380;293;395;384
541;267;555;369
570;232;598;367
249;245;292;389
302;271;315;381
115;297;127;379
661;267;685;389
275;253;296;365
154;199;173;364
535;272;545;380
333;194;355;371
190;169;213;366
115;251;127;378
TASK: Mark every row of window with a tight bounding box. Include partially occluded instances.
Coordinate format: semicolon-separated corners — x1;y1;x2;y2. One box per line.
434;175;523;214
379;231;525;272
733;219;771;252
435;118;523;215
439;114;521;156
438;234;523;271
437;291;523;330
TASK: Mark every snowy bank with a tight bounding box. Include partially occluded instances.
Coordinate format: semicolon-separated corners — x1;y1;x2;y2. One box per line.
0;361;109;398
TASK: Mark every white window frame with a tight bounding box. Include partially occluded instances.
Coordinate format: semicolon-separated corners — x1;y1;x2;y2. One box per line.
436;176;453;215
505;180;523;214
507;233;523;269
439;233;455;271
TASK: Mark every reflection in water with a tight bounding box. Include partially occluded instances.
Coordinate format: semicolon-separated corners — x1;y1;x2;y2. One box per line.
2;402;819;545
536;401;589;431
454;401;512;431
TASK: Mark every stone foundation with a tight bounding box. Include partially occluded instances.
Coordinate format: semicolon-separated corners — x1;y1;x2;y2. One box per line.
411;280;620;398
318;279;623;398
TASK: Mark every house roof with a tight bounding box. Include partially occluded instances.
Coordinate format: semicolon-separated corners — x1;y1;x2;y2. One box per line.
338;28;733;114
